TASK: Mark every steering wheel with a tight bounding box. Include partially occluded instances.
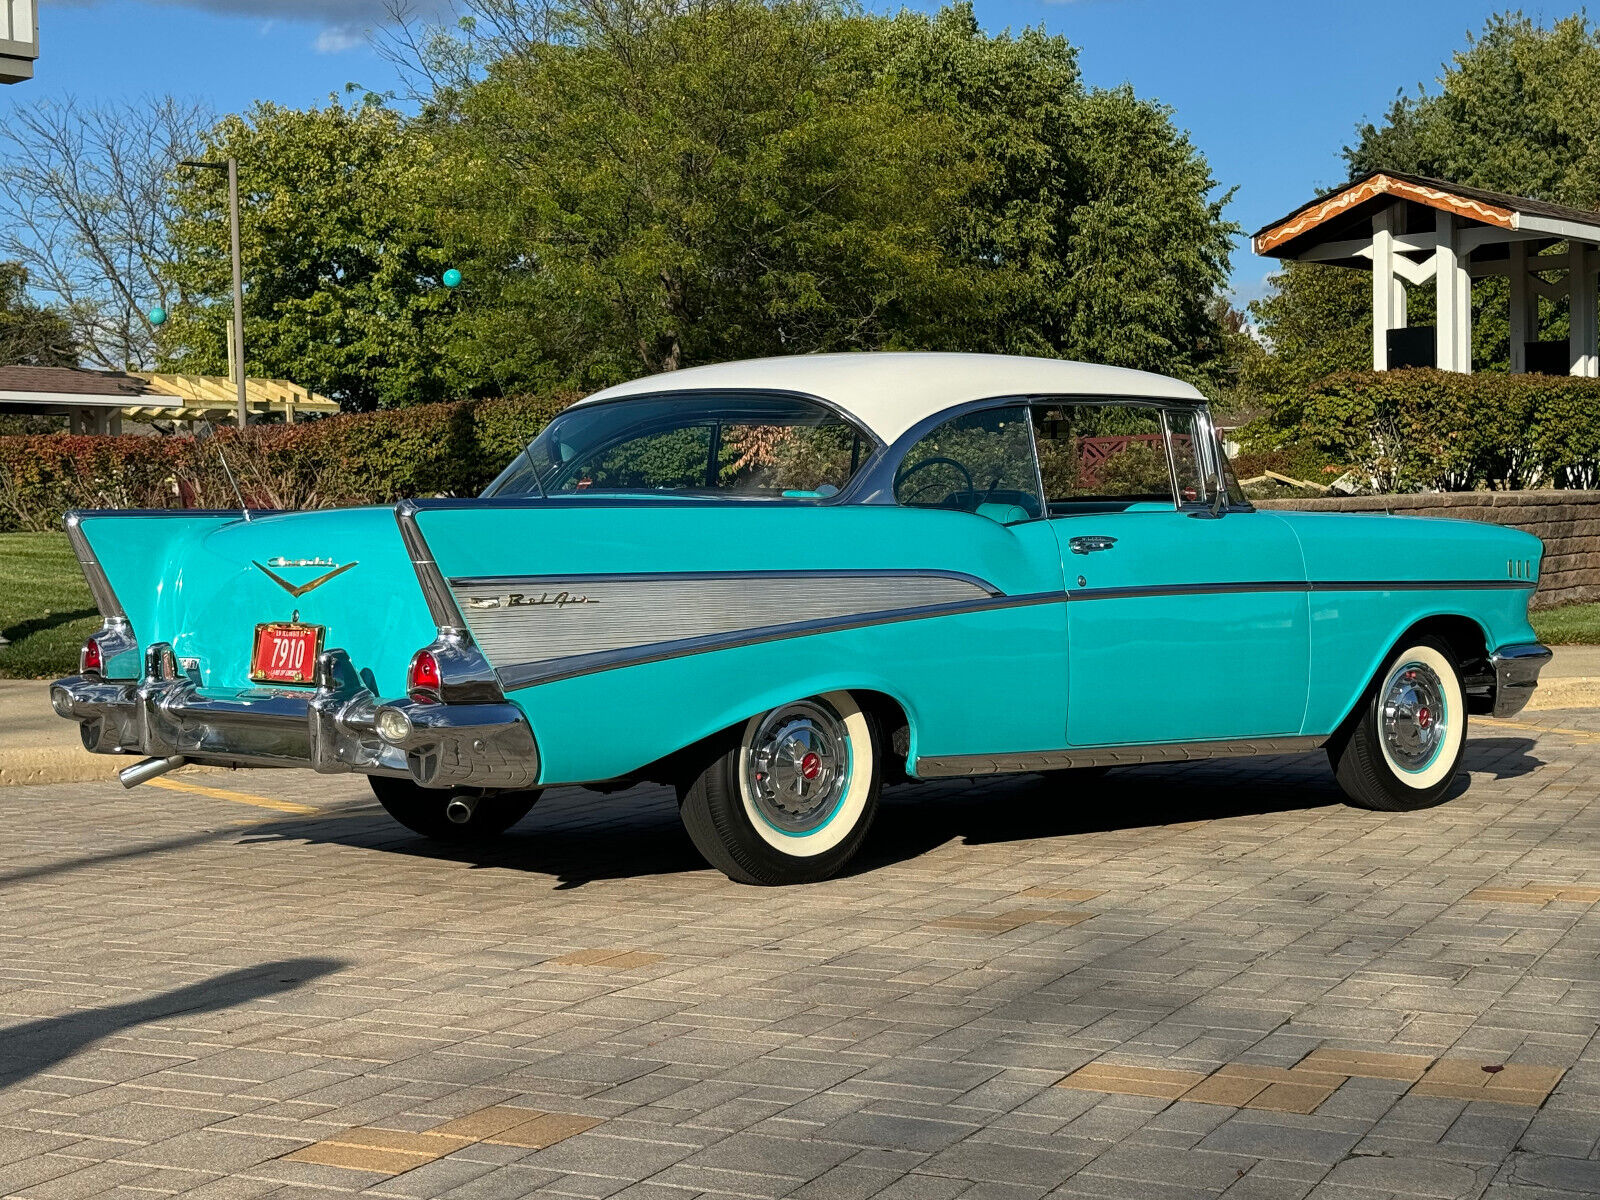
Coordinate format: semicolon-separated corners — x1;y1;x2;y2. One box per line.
894;456;974;504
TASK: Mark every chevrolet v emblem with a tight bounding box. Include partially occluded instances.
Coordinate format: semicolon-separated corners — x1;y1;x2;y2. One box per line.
253;559;358;598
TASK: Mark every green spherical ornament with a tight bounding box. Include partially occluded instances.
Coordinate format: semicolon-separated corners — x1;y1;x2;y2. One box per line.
442;269;462;289
148;306;167;326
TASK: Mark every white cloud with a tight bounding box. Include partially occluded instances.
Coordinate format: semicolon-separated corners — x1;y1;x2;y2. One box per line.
313;25;369;54
56;0;454;54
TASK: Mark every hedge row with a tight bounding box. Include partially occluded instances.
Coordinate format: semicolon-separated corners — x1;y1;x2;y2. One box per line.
1256;368;1600;494
0;392;576;532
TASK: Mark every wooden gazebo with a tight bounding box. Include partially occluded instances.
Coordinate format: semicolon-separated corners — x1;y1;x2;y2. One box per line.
0;365;338;433
1253;171;1600;375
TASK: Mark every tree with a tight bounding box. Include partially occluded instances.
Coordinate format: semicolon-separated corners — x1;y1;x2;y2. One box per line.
162;99;454;411
1255;13;1600;384
0;95;210;370
427;0;982;391
0;263;77;368
875;6;1237;383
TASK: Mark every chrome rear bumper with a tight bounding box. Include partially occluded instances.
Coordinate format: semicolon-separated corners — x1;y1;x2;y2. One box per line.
51;642;539;790
1489;642;1553;718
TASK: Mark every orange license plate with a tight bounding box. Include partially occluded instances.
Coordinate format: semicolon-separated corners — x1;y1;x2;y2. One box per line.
250;622;323;685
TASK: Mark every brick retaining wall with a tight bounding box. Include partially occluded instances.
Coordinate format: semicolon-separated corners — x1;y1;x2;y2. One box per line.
1257;490;1600;609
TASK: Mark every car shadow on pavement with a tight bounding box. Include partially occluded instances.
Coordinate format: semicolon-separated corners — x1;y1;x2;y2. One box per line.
0;957;344;1089
1462;735;1543;779
285;755;1368;888
257;737;1542;888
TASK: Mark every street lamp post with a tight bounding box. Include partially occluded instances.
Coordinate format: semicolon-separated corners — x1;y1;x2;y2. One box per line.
180;157;248;428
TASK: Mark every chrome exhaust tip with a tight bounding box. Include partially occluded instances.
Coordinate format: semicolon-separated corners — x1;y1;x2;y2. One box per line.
119;755;188;789
445;794;477;825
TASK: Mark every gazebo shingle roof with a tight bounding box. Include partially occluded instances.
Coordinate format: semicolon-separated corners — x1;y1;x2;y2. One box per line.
1253;170;1600;257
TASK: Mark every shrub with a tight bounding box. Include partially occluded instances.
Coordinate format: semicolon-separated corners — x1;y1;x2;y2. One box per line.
0;391;576;532
1260;369;1600;493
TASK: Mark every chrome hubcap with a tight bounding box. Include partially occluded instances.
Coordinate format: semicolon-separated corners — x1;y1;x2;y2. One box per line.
746;701;849;834
1382;660;1448;771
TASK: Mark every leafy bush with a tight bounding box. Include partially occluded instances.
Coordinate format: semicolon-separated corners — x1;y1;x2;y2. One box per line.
1259;369;1600;493
0;392;575;532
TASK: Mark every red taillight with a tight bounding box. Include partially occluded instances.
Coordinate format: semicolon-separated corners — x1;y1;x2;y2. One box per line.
407;649;442;700
80;636;103;675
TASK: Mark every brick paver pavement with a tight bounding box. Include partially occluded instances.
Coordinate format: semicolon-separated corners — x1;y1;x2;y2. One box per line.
1;710;1598;1200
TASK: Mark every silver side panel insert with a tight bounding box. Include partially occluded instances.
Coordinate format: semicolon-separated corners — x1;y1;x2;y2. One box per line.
915;734;1328;778
454;570;997;669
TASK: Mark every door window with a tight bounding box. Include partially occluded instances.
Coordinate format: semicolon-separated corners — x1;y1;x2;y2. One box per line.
892;405;1042;521
1032;404;1176;513
1164;408;1213;506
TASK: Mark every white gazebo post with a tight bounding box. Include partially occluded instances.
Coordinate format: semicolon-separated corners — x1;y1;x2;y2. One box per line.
1569;242;1598;376
1371;205;1403;370
1434;211;1472;372
1508;242;1536;374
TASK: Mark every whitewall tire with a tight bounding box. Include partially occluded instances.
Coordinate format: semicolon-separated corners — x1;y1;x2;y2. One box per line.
1330;637;1467;812
680;692;881;884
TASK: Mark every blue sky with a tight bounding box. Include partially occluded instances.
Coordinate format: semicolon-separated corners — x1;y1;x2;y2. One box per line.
4;0;1574;307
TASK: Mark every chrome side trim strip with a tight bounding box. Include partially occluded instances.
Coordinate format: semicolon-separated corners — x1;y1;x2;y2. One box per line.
496;591;1065;691
1067;578;1535;602
394;499;468;631
915;735;1328;778
488;571;1539;690
449;567;1005;597
1307;578;1535;593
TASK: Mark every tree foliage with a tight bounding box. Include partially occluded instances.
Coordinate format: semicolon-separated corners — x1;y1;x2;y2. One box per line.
162;100;458;410
0;263;77;368
25;0;1236;407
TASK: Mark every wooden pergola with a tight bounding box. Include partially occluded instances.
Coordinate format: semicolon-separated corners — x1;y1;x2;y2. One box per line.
0;365;338;433
1253;171;1600;375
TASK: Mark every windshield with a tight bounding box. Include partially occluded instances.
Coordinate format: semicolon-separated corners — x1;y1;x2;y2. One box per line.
485;393;873;499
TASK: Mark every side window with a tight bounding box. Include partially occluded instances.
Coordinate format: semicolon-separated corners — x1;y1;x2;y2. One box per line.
553;425;713;493
1165;409;1213;505
893;405;1042;521
1033;404;1175;511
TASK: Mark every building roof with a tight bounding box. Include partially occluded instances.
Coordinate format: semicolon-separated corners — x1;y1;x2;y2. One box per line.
0;364;150;398
1253;170;1600;259
575;352;1205;445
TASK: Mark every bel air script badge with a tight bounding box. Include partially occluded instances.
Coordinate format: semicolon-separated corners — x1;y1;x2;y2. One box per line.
465;591;598;611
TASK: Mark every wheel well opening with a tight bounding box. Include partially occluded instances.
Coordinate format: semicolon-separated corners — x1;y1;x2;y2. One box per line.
849;690;912;783
1332;615;1493;746
1398;615;1490;676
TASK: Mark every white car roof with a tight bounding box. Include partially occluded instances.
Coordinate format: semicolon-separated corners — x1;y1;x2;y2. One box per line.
574;352;1207;446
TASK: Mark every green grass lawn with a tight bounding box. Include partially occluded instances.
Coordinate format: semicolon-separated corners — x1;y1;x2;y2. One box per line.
0;532;100;680
2;526;1598;680
1531;602;1600;646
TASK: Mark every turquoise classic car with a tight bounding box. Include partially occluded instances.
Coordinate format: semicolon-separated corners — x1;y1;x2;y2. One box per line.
51;353;1552;884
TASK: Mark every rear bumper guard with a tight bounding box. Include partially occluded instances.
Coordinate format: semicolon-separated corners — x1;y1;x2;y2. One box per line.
50;642;539;790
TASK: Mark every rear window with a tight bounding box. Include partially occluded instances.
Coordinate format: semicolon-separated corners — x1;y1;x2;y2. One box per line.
486;393;872;499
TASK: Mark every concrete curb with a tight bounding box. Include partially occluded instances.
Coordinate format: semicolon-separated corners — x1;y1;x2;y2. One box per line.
0;745;127;788
1524;679;1600;711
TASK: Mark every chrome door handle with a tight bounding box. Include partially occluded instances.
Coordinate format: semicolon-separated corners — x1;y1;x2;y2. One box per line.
1068;535;1117;555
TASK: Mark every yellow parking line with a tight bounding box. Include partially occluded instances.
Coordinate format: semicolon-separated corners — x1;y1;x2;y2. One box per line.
146;776;320;815
1494;719;1600;745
